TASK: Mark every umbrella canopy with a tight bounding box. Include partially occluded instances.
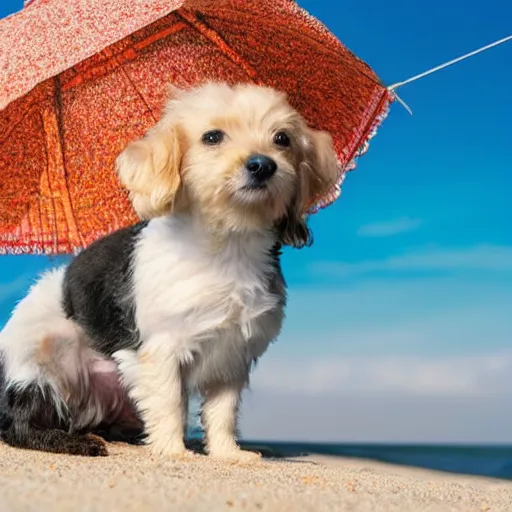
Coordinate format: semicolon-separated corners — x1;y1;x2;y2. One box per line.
0;0;393;255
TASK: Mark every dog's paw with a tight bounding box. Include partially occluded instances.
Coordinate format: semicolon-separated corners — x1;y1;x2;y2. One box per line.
160;447;198;461
71;434;109;457
208;448;262;463
150;439;198;460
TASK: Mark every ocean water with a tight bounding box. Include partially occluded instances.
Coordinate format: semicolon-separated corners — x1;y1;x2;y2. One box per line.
240;441;512;480
188;425;512;479
187;422;512;479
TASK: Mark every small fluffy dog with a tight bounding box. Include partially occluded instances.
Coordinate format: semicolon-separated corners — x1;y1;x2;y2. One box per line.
0;82;339;459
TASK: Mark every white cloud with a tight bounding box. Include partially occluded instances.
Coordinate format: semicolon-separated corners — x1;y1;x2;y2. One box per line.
240;389;512;443
357;217;422;237
311;245;512;277
250;352;512;397
240;352;512;442
237;270;512;442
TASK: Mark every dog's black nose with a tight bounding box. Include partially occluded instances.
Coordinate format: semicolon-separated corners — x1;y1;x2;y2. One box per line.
246;154;277;183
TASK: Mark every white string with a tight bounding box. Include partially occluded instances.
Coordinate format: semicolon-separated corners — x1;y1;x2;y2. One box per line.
387;34;512;115
389;34;512;91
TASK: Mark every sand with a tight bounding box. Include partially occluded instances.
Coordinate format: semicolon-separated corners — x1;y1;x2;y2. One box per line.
1;442;511;512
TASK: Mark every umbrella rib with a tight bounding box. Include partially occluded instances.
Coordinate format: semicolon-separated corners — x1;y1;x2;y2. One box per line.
52;76;85;250
199;9;384;87
177;9;261;83
61;22;187;93
39;109;60;253
119;67;157;123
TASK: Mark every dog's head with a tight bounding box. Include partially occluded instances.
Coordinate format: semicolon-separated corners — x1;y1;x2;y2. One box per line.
116;82;339;247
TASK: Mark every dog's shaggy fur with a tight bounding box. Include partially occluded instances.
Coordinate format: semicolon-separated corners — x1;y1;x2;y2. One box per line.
0;82;339;459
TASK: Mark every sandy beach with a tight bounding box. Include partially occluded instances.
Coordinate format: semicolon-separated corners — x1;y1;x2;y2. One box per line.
1;441;511;512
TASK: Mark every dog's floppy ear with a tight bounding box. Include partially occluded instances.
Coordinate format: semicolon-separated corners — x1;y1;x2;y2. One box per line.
278;126;339;249
276;166;312;248
301;127;340;210
116;107;184;219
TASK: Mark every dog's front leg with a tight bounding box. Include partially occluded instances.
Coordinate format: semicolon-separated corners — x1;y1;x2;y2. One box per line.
202;384;260;462
114;337;193;458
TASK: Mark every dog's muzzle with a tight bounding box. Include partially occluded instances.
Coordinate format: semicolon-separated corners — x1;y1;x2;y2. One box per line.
245;154;277;187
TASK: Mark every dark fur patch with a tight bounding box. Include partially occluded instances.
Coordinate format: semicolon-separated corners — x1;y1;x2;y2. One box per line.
0;223;150;455
266;242;287;314
62;222;148;355
275;214;312;249
91;424;146;445
0;375;107;456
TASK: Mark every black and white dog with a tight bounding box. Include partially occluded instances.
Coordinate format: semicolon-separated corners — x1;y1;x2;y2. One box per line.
0;82;338;459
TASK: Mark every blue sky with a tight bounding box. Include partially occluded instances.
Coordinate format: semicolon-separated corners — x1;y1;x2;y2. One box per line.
1;0;511;442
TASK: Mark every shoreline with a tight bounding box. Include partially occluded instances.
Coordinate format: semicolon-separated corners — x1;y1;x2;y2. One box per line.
1;442;511;511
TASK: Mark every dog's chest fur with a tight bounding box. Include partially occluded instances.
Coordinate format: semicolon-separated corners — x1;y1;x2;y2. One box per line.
132;217;286;384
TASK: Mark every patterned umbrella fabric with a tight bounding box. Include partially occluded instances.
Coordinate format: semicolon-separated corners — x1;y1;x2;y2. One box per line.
0;0;393;255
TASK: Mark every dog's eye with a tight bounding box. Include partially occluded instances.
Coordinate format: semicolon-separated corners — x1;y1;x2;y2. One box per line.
273;131;291;148
202;130;225;146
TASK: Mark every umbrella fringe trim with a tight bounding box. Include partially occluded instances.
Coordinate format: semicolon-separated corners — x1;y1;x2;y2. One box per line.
0;238;91;256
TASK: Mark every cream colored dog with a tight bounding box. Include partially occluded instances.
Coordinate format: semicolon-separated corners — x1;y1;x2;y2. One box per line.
0;82;339;460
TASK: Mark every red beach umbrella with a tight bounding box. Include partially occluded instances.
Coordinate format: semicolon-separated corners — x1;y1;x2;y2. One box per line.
0;0;393;255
